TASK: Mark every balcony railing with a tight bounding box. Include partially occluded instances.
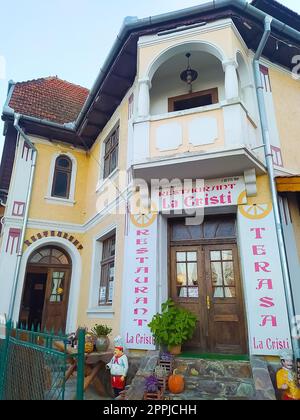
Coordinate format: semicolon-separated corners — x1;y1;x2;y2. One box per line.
132;100;261;164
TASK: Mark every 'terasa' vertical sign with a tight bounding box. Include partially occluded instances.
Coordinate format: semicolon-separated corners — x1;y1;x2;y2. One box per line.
121;210;158;350
238;203;291;355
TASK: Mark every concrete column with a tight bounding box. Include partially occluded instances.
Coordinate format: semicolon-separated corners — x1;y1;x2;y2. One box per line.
137;78;151;118
222;60;239;101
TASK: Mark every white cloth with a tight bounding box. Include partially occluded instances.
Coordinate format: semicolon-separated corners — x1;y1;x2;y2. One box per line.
107;354;129;377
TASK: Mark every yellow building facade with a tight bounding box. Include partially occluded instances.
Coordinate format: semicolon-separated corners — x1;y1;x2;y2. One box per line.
0;0;299;357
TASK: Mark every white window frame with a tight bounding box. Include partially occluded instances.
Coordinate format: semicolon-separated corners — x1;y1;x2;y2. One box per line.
45;152;77;206
87;224;117;318
96;121;120;192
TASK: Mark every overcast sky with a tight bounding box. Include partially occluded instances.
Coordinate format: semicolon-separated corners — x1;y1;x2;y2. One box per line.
0;0;300;158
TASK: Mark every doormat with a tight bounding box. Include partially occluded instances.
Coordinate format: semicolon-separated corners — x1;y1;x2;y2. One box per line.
178;352;250;361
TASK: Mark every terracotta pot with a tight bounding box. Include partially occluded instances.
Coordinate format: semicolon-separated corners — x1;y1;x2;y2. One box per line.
95;336;110;352
167;345;182;355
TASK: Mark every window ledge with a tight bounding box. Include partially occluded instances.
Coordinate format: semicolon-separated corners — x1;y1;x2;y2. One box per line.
44;196;76;206
87;307;115;318
96;168;119;194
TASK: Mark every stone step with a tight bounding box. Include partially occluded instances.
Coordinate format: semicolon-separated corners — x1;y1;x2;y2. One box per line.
173;358;253;380
167;378;255;400
185;378;254;397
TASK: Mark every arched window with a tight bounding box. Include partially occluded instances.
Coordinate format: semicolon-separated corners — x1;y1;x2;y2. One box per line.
29;246;70;266
51;155;72;199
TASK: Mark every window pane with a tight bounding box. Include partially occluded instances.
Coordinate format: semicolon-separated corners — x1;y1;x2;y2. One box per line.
187;263;197;285
223;262;235;286
204;220;217;238
225;287;236;298
176;263;186;285
172;223;201;241
99;236;116;305
108;282;114;303
188;287;199;298
57;157;71;169
104;157;110;179
53;171;69;198
176;252;186;262
211;262;223;286
210;251;221;261
99;286;107;305
30;252;42;263
222;250;233;261
178;287;188;298
216;220;236;237
50;272;64;303
105;138;112;154
111;238;116;257
187;252;197;262
214;287;224;298
110;149;118;173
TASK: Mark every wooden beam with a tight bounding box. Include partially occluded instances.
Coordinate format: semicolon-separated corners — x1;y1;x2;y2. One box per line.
276;177;300;192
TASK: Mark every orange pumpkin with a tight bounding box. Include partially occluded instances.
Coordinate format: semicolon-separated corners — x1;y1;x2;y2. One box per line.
168;370;185;394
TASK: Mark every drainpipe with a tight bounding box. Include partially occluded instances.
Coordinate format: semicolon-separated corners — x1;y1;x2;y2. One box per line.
7;114;37;321
253;17;299;357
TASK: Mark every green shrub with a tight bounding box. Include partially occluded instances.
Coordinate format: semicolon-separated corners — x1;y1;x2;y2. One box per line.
148;299;197;347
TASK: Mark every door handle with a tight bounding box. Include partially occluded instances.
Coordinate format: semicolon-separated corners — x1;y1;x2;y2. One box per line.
206;295;211;310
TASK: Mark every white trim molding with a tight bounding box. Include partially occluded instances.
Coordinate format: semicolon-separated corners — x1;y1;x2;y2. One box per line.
12;236;82;334
46;152;78;205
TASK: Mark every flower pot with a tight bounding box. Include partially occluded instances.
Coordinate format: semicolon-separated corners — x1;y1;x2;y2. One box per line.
167;345;182;355
95;336;110;352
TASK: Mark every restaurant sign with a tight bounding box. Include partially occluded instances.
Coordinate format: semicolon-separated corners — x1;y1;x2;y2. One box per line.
238;203;291;355
121;209;158;350
155;176;247;213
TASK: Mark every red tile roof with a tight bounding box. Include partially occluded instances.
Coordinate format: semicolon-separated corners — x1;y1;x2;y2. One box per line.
9;77;89;125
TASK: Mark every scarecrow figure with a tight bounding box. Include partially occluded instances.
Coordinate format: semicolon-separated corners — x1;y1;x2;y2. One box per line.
276;351;300;400
106;336;128;398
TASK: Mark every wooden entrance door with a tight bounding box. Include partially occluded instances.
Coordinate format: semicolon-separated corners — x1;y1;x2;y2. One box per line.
42;268;71;333
20;247;72;333
171;243;247;354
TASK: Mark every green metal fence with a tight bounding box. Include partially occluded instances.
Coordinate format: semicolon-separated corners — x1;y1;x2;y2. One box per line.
0;321;85;401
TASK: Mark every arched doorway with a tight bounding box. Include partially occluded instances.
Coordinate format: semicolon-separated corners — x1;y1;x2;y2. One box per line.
19;246;72;332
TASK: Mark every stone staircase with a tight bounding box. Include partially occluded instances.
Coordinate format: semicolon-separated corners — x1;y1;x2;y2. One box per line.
166;357;256;400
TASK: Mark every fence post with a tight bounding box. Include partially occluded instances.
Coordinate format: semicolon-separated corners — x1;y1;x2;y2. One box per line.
76;328;85;400
0;320;12;400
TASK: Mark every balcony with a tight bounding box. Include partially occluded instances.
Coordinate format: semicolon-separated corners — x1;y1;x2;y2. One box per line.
131;39;264;180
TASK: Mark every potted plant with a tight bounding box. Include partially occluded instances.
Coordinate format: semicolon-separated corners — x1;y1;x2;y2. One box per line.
148;299;197;355
90;324;112;352
144;375;163;400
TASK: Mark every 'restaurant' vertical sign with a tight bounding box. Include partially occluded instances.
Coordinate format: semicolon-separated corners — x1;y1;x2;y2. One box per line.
238;203;291;356
121;208;158;350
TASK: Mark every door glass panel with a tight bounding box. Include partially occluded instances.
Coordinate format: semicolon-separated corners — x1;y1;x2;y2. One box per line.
187;252;197;262
176;252;186;262
187;263;198;285
210;251;221;261
225;287;236;298
171;224;202;241
223;261;235;286
176;263;187;285
176;250;199;298
214;287;225;298
210;249;236;300
222;250;233;261
211;262;222;286
50;272;65;303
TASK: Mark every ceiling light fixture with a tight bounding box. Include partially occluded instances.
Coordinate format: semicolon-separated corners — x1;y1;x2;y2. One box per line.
180;53;198;93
